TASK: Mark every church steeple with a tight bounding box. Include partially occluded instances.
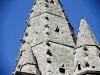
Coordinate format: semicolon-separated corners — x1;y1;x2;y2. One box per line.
12;0;100;75
74;18;100;75
13;0;76;75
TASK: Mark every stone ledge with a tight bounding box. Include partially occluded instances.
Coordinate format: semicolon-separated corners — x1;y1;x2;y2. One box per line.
14;71;35;75
77;70;100;75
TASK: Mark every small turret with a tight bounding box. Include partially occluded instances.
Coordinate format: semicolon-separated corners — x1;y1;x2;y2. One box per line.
74;18;100;75
76;18;99;47
12;44;41;75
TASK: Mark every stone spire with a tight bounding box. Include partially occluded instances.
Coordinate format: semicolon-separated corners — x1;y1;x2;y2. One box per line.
13;0;76;75
76;18;99;47
74;18;100;75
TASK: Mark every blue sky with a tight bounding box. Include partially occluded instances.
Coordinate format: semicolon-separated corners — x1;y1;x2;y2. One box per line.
0;0;100;75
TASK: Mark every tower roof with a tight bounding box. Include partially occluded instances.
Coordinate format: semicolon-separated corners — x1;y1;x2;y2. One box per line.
76;18;99;47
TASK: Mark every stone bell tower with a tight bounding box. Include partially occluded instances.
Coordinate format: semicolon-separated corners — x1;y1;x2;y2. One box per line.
12;0;76;75
12;0;100;75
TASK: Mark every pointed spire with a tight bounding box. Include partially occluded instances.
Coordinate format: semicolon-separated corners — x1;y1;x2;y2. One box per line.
29;0;66;18
76;18;99;47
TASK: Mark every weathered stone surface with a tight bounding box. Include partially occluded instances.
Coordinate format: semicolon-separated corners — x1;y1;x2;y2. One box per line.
32;42;74;75
25;13;75;47
21;64;40;75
